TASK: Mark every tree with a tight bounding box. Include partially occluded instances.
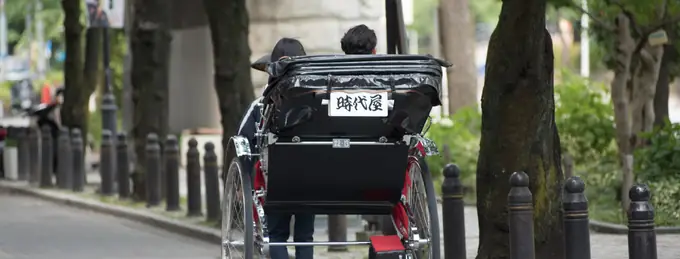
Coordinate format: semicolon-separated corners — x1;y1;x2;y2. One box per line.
130;0;172;199
439;0;479;114
565;0;680;211
201;0;255;168
60;0;88;135
653;26;679;127
475;0;565;258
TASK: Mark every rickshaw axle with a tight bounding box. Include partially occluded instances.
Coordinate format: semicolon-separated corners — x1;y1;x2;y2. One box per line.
268;241;371;247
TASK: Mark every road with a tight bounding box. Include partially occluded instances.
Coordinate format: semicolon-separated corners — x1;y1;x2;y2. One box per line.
0;191;216;259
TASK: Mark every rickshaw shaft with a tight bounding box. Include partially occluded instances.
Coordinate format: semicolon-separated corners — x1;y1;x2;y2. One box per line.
268;241;371;247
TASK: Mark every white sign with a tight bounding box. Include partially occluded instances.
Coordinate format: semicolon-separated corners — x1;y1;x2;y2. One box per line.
85;0;125;28
328;91;388;117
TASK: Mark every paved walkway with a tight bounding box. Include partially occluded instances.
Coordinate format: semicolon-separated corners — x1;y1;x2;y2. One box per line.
0;190;216;259
82;162;680;259
454;206;680;259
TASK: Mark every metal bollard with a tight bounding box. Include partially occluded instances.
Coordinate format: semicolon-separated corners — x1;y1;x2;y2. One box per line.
39;126;53;188
203;142;220;222
28;128;41;186
117;133;130;199
146;133;162;207
442;164;466;259
56;128;73;189
508;171;535;259
164;135;180;211
186;138;202;216
328;215;348;252
628;184;657;259
71;129;85;192
17;128;29;181
100;130;115;195
563;176;591;259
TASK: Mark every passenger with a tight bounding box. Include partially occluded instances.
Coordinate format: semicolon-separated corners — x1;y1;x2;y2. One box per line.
340;24;378;55
236;37;314;259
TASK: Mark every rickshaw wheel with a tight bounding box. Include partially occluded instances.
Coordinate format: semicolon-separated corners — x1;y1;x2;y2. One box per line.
407;157;441;259
221;158;255;259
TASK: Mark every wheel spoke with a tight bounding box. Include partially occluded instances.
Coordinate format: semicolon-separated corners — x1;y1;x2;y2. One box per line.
408;160;433;259
222;163;247;259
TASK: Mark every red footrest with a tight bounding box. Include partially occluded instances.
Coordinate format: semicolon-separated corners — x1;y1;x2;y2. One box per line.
369;235;406;259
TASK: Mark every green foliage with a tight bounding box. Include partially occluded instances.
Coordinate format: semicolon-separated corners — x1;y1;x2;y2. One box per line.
635;122;680;224
554;71;680;226
469;0;502;25
555;71;617;163
584;0;680;74
425;106;481;189
553;70;623;222
5;0;65;51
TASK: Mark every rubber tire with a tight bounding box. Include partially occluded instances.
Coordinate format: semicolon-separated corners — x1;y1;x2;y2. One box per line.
419;158;441;259
222;158;255;259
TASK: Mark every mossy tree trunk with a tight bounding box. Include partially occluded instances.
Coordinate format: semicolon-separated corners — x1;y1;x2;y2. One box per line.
130;0;172;200
60;0;87;135
201;0;255;177
475;0;564;258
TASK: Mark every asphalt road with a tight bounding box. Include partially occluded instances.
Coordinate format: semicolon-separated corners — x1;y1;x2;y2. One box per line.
0;191;217;259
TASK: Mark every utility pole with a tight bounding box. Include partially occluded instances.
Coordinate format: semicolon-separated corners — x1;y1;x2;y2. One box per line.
101;1;117;137
0;0;6;81
580;0;590;78
25;3;32;73
36;0;46;78
0;0;7;58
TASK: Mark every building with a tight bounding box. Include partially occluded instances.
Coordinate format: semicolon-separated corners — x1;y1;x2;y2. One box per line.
164;0;388;133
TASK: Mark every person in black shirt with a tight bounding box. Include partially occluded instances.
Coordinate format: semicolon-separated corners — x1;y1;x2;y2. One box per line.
340;24;378;55
237;38;314;259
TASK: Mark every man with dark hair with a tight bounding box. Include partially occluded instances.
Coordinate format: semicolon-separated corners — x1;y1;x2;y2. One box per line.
340;24;377;54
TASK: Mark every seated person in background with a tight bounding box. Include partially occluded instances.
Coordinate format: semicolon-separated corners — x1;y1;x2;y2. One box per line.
235;37;314;259
341;24;378;55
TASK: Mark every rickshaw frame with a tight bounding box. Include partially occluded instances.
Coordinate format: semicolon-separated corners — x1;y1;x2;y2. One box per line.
221;1;442;258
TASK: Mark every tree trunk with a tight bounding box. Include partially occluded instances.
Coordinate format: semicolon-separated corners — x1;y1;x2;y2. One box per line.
630;45;663;140
83;27;103;105
653;43;676;127
609;14;636;213
475;0;564;258
439;0;478;114
60;0;87;134
130;0;173;200
201;0;255;175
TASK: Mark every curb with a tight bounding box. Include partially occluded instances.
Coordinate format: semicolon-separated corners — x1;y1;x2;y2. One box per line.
588;219;680;235
435;194;680;235
0;181;221;245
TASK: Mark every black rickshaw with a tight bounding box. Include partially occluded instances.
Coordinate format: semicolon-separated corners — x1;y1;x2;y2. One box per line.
221;1;449;258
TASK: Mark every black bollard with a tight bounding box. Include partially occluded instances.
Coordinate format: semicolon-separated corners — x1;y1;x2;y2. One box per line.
28;127;41;186
203;142;220;222
146;133;162;207
328;215;348;252
71;129;85;192
628;184;657;259
56;128;73;189
17;128;29;181
442;164;466;259
117;133;130;199
186;138;202;216
39;126;53;188
100;130;115;195
563;176;591;259
508;171;535;259
164;135;180;211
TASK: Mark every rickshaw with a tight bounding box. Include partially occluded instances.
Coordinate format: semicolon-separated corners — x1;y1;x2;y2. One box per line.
222;1;449;258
